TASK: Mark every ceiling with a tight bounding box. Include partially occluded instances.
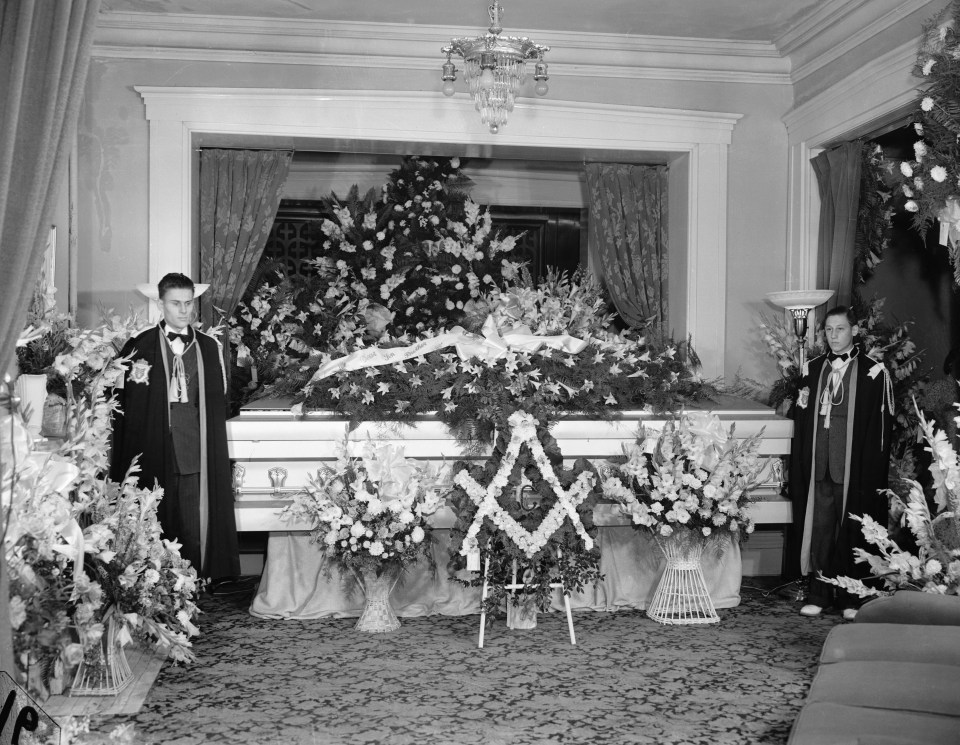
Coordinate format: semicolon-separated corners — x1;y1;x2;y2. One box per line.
100;0;826;43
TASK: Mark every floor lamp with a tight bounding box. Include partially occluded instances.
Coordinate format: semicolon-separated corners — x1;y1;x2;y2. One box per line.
763;289;834;601
765;290;835;372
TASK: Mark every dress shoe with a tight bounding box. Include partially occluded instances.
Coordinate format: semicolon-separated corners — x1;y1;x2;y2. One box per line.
799;604;823;617
842;608;858;621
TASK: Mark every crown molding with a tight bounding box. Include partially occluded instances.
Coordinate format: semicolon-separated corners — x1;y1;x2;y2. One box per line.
791;0;942;83
783;39;918;145
775;0;875;54
93;11;791;85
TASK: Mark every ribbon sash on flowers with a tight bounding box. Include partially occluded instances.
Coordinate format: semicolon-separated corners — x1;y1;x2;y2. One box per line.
307;315;588;385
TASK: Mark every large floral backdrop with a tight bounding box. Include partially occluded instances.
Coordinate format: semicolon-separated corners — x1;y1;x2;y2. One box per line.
230;156;709;442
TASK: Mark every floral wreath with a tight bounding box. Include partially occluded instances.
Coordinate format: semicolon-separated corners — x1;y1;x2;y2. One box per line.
453;411;595;559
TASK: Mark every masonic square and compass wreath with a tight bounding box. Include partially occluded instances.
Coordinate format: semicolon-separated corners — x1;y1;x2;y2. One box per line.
446;411;604;617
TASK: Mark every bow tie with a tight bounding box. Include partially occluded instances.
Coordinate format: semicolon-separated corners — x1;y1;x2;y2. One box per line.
828;351;850;363
167;329;189;342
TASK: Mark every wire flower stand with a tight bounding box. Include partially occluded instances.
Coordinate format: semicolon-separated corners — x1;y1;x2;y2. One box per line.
647;531;720;625
353;566;402;633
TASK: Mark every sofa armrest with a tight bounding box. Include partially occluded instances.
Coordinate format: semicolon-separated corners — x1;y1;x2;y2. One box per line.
856;591;960;626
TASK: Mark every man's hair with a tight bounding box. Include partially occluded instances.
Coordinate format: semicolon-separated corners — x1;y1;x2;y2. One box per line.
824;305;856;326
157;272;195;299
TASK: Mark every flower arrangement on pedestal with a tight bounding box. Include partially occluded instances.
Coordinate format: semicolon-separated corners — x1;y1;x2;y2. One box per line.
279;440;443;631
894;1;960;284
447;411;603;621
600;411;767;623
600;411;767;544
825;406;960;598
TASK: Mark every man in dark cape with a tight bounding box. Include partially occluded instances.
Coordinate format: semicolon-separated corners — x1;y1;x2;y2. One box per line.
110;274;239;581
785;306;893;618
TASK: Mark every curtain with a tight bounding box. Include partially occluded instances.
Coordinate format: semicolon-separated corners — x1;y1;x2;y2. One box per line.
198;149;292;329
0;0;101;679
812;141;862;309
585;163;668;331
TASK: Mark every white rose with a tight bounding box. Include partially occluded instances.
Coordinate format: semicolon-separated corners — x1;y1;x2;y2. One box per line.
925;559;943;575
904;200;919;213
922;59;936;76
411;526;425;544
900;161;913;177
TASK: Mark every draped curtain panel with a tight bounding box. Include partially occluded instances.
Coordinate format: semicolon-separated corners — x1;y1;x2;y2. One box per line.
0;0;101;679
812;141;863;309
198;149;293;328
585;163;669;331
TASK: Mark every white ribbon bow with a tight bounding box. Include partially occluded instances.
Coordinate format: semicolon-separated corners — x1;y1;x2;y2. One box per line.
938;196;960;248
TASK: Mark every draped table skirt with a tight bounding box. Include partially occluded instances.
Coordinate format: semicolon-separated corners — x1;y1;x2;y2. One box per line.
249;527;742;620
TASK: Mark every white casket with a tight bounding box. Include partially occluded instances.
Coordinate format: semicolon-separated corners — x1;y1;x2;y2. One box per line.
227;395;792;619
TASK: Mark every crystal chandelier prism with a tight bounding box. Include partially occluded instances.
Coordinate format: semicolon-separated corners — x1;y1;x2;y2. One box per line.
441;3;550;134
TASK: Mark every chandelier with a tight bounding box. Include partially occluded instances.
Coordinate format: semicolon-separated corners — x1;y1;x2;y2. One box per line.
441;3;550;134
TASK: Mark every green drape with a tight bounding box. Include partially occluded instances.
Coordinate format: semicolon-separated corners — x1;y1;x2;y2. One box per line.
585;163;668;331
0;0;102;680
812;142;863;309
198;149;292;329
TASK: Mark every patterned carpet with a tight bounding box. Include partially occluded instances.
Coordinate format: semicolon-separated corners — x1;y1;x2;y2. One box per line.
91;582;838;745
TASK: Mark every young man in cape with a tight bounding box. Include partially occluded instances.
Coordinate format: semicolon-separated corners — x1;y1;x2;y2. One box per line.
110;273;239;581
785;306;893;620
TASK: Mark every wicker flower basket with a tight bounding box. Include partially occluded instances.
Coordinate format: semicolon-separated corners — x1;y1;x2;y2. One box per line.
647;529;720;625
70;609;133;696
354;567;401;633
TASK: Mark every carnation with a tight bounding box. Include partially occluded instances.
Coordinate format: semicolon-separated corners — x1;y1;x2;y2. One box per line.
411;526;425;543
921;96;935;111
900;161;913;177
8;595;26;629
369;541;385;557
931;165;948;183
